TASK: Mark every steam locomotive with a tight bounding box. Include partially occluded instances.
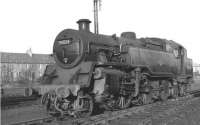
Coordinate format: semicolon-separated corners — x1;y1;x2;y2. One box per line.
41;19;193;117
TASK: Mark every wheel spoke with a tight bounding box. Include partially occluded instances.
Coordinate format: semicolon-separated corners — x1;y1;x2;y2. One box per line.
76;95;94;117
117;96;131;109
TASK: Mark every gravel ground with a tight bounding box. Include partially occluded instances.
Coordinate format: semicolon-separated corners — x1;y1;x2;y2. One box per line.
164;98;200;125
109;97;200;125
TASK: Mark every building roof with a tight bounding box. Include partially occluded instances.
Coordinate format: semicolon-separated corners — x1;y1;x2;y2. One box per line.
0;52;55;64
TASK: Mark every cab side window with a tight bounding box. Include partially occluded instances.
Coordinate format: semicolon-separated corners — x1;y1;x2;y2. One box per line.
173;49;179;58
173;47;184;58
166;43;173;53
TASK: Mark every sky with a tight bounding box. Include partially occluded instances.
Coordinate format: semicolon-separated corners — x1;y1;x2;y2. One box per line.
0;0;200;63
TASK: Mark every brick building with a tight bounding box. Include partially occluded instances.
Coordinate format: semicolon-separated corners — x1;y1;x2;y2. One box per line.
0;52;54;88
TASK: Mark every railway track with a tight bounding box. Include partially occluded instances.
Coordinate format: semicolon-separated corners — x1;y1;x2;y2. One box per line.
188;89;200;97
9;117;54;125
1;96;40;110
8;90;200;125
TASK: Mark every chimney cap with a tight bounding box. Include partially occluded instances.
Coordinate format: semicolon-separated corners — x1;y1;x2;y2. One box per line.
77;19;91;24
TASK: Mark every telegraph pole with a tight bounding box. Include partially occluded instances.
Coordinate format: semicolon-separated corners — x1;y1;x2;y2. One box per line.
94;0;100;34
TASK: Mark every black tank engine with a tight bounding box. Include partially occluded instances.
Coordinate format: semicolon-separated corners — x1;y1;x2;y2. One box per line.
41;19;193;117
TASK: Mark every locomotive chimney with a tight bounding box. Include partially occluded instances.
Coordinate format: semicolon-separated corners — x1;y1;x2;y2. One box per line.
77;19;91;32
